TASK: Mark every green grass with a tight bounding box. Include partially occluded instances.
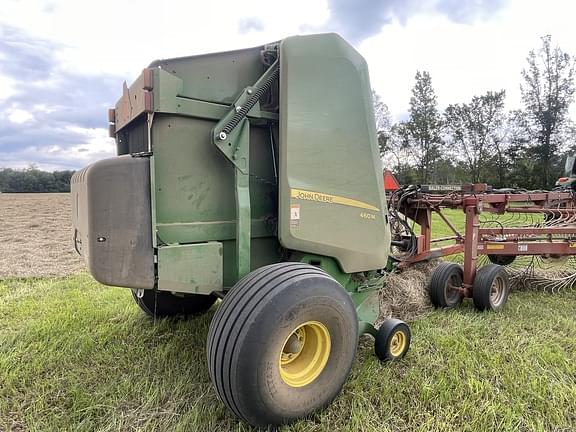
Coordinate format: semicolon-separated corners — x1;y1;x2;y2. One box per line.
430;208;466;239
1;274;576;431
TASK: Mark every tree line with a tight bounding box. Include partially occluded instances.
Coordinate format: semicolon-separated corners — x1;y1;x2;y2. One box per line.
375;35;576;190
0;167;75;193
2;36;573;193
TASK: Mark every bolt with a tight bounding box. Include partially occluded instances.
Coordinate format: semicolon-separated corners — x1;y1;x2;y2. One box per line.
235;105;242;112
247;89;253;95
218;131;227;140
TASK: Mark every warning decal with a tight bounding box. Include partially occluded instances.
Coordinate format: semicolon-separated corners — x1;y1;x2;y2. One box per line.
290;204;300;220
290;204;300;229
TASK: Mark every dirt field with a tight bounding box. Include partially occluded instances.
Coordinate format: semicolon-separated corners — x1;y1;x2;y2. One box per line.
0;193;84;278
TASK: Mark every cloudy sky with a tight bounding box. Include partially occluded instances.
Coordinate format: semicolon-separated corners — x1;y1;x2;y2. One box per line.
1;0;575;170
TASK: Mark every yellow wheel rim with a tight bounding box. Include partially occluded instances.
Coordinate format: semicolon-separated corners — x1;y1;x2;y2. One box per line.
279;321;331;387
389;330;407;357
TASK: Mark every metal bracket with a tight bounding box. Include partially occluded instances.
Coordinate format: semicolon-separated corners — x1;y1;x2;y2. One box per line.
212;60;279;174
358;321;378;337
211;60;279;281
212;95;254;174
356;273;386;292
234;136;251;280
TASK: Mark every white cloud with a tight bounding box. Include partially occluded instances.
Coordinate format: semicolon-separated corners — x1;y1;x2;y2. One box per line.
1;126;115;171
362;0;576;120
0;0;330;80
0;75;16;101
1;0;576;168
8;108;34;124
31;104;56;114
63;126;115;162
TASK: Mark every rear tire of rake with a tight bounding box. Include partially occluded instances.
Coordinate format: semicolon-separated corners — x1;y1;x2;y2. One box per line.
472;264;510;311
132;289;216;318
429;262;464;308
206;262;358;428
488;254;516;266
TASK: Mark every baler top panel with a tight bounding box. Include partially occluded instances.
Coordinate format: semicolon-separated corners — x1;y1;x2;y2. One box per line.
148;47;268;105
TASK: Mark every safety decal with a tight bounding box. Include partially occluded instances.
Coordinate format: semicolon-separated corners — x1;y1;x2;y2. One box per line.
290;204;300;229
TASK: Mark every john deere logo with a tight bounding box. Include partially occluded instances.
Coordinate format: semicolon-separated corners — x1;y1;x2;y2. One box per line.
290;188;379;212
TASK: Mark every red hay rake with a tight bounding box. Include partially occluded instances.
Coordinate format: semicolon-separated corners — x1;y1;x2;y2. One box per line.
388;184;576;310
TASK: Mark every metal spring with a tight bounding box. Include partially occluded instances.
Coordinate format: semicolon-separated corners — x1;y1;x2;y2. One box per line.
221;64;280;136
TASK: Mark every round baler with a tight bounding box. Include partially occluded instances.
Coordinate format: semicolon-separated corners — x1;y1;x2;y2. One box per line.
71;33;410;427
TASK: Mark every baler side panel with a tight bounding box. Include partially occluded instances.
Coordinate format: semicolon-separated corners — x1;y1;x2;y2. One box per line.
149;45;281;289
278;33;391;273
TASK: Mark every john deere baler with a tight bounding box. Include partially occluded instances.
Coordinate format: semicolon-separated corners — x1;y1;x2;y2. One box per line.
71;33;410;427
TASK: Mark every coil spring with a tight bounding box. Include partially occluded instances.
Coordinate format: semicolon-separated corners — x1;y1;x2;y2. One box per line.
221;64;279;136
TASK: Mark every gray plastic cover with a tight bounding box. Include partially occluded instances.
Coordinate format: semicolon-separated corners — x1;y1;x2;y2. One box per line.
71;155;155;289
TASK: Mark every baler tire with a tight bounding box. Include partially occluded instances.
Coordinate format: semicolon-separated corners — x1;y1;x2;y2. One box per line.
429;262;464;308
132;290;216;318
374;318;411;361
472;264;510;311
487;254;516;266
207;262;358;428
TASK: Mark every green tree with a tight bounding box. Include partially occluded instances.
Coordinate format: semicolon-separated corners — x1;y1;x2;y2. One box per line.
521;35;575;188
0;168;75;193
372;90;393;159
405;71;443;183
444;90;506;183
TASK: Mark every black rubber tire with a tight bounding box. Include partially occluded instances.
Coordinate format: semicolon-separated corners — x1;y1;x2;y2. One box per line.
472;264;510;311
207;262;358;428
429;262;464;308
488;254;516;266
132;289;216;318
374;318;411;361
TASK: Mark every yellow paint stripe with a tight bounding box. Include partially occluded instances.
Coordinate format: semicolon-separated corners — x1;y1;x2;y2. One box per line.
486;244;505;250
291;188;380;212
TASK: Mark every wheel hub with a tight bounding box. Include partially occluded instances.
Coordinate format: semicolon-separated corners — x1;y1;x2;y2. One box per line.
389;330;407;357
279;321;331;387
281;328;305;364
490;276;505;305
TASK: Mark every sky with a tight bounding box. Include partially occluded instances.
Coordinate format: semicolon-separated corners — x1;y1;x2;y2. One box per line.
1;0;575;171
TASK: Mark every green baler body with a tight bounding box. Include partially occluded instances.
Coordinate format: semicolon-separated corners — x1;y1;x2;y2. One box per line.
71;33;390;326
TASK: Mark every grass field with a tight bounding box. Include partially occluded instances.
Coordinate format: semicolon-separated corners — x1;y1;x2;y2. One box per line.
1;275;575;432
1;196;576;431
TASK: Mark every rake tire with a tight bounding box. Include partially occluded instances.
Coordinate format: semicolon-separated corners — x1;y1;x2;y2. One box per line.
488;254;516;266
429;262;464;308
473;264;510;311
